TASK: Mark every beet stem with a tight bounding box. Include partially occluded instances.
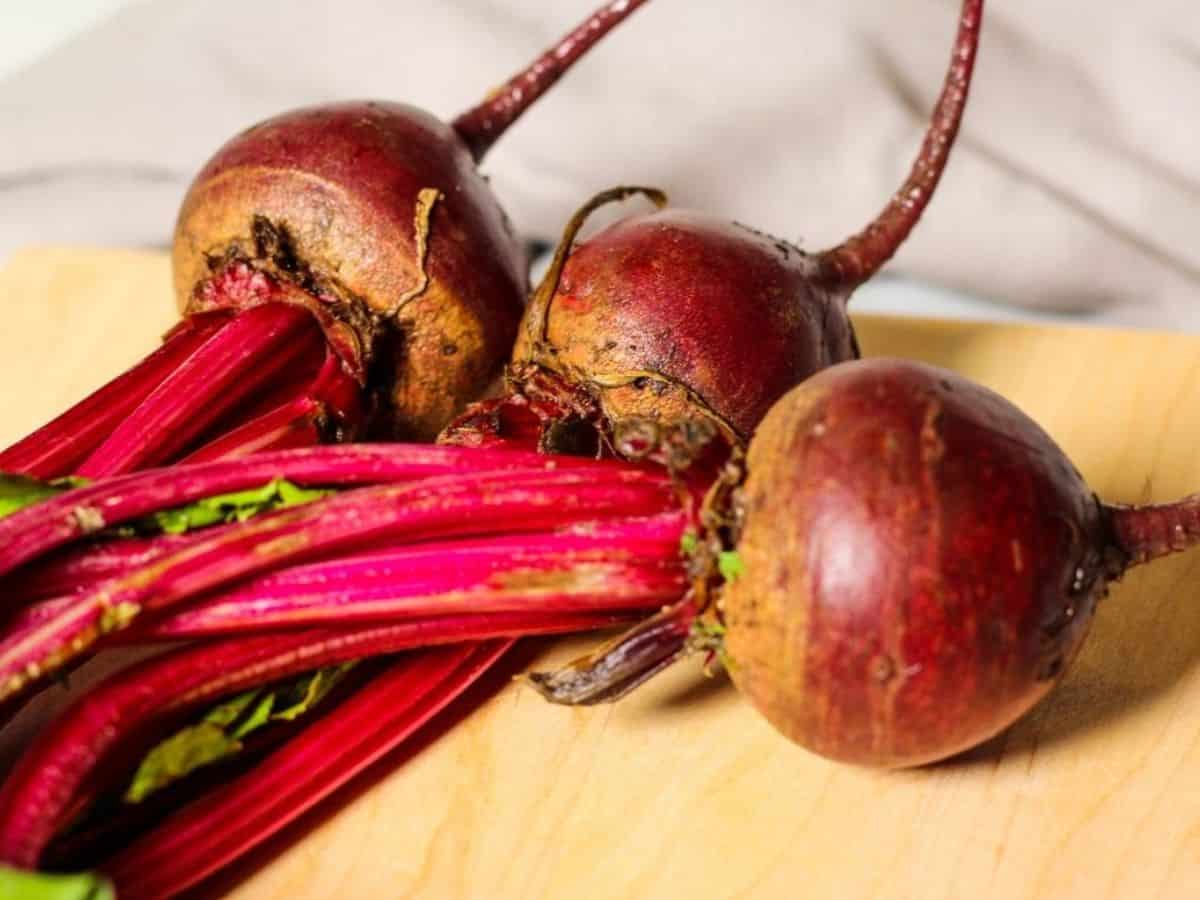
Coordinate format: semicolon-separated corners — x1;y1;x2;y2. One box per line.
819;0;984;290
0;443;605;581
12;509;680;604
0;315;227;479
75;304;324;478
183;395;325;463
452;0;651;161
527;597;698;705
99;641;510;898
0;467;675;700
180;350;363;464
1106;497;1200;567
0;611;610;869
6;531;205;602
129;514;687;639
519;186;667;355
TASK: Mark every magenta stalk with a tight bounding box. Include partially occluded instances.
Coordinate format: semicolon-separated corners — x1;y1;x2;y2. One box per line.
0;466;676;700
100;642;512;899
126;514;687;638
0;443;607;581
0;315;228;479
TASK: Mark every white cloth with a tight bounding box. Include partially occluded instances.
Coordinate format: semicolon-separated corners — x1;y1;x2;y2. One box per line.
1;0;1199;329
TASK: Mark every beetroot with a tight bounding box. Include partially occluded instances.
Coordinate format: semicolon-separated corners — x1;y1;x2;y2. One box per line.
720;358;1118;767
0;0;650;478
481;0;983;446
534;356;1200;768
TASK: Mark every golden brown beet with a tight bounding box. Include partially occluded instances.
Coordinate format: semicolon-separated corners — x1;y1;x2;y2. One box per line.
174;101;526;440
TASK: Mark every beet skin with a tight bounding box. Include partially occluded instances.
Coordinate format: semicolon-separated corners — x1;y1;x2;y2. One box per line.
723;359;1119;767
513;209;858;441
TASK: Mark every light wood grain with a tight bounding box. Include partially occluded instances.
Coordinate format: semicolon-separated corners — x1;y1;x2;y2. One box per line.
4;248;1200;900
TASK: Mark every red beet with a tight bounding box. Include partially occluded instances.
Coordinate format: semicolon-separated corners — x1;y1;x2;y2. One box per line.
489;0;983;446
721;358;1117;767
0;0;650;478
535;356;1200;768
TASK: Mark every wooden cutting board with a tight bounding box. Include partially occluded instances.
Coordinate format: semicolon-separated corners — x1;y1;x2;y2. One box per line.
4;247;1200;900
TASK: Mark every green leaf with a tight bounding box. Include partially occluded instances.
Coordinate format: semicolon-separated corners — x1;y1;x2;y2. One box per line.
271;664;355;722
124;723;243;804
229;692;277;740
0;475;89;520
0;473;331;533
124;663;355;804
146;478;334;535
0;865;113;900
202;687;264;729
718;550;745;582
690;618;726;641
678;531;699;557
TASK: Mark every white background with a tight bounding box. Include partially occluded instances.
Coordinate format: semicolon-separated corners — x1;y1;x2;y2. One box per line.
0;1;132;80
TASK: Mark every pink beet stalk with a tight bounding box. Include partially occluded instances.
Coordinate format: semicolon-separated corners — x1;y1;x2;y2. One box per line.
101;641;512;898
0;314;228;479
0;615;617;869
180;395;326;463
75;303;326;477
0;443;604;581
8;531;210;601
181;350;363;464
0;466;676;700
129;514;687;638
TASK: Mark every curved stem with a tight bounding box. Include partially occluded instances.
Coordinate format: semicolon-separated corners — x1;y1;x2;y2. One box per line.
519;186;667;359
527;597;699;704
818;0;984;291
452;0;651;161
1106;496;1200;567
